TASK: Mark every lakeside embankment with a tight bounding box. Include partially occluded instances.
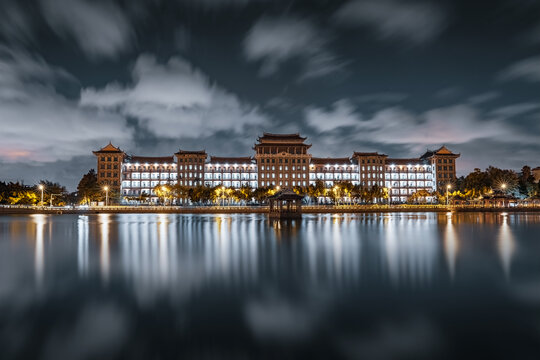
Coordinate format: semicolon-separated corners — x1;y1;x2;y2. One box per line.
2;205;540;215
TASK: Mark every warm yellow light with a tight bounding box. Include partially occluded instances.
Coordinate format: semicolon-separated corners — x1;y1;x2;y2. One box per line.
104;186;109;191
161;186;167;191
221;186;225;190
447;184;451;189
502;184;507;189
276;186;280;190
38;184;44;190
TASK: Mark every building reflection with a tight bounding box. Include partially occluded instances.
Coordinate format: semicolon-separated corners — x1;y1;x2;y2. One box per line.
99;214;111;284
443;212;459;281
32;214;46;289
497;213;515;279
382;214;438;287
77;215;89;277
66;212;529;300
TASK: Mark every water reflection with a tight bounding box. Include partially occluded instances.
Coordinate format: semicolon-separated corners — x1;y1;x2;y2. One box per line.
2;212;540;358
5;212;534;297
497;213;515;279
382;215;438;287
77;215;89;277
32;214;46;289
99;214;110;284
444;212;458;281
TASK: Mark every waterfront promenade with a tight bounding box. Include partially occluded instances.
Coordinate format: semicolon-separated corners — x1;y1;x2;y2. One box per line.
1;204;540;215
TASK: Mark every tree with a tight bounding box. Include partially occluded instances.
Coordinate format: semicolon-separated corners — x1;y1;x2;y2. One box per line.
307;180;326;204
253;186;272;203
518;166;536;197
235;185;253;204
38;180;69;206
77;169;101;204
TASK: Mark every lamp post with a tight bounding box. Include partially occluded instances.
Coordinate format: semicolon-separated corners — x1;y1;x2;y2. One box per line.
104;186;109;206
221;186;226;206
388;186;392;206
446;184;451;206
38;184;44;206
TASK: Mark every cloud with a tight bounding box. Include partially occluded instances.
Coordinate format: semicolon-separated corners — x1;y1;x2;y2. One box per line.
333;0;446;45
243;15;345;79
0;47;132;163
305;100;361;132
80;54;270;138
467;91;500;105
40;0;134;59
498;56;540;82
304;100;538;148
0;1;34;44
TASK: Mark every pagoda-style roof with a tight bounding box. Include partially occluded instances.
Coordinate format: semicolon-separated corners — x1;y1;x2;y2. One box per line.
420;146;460;159
267;189;304;201
209;156;254;165
258;133;307;141
482;190;517;200
175;149;207;155
126;156;174;164
311;157;352;165
93;142;124;154
254;133;311;147
352;152;388;157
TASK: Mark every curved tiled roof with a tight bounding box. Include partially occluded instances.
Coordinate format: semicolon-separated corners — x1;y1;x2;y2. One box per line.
127;156;174;164
209;156;254;164
311;157;352;165
175;149;206;155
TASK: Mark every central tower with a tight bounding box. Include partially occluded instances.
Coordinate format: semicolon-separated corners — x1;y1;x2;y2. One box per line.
253;133;312;189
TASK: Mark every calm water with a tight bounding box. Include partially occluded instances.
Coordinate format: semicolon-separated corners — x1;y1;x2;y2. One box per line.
1;212;540;359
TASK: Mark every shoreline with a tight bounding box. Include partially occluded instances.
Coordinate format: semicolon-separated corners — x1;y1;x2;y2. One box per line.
2;205;540;215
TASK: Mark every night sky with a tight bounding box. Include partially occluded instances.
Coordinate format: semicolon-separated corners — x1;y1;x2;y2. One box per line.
0;0;539;190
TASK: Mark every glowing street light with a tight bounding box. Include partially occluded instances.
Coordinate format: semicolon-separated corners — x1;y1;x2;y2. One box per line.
38;184;44;206
388;186;392;206
446;184;451;206
103;186;109;206
501;183;507;192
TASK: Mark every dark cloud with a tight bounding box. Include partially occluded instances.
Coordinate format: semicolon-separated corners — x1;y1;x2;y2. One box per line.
0;0;538;189
333;0;447;45
498;56;540;82
40;0;135;59
243;15;346;80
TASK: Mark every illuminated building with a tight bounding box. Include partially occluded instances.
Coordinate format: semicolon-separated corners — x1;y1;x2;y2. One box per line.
253;133;311;188
93;134;459;203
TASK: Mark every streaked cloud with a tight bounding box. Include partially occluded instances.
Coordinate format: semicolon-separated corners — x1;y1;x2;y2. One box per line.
0;48;132;163
333;0;447;45
498;56;540;82
243;15;345;79
40;0;134;59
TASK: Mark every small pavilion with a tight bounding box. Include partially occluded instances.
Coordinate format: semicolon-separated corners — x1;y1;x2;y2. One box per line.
478;191;518;208
268;189;303;219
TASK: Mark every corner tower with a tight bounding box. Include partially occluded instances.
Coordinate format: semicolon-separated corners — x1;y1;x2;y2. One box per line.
92;143;125;192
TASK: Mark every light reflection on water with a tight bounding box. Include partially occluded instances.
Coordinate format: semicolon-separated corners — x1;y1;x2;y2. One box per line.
2;212;540;359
